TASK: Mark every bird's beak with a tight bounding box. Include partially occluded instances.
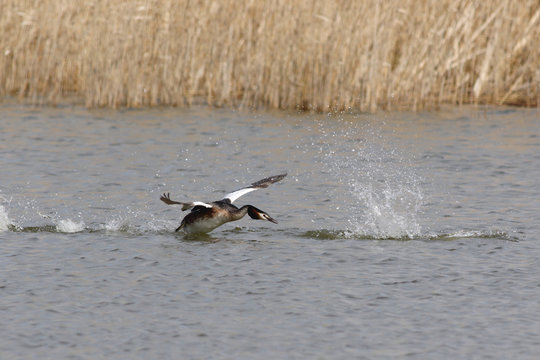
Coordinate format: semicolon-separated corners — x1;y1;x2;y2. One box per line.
256;210;278;224
266;216;278;224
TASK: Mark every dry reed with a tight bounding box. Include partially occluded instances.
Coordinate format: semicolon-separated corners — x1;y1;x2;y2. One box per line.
1;0;539;111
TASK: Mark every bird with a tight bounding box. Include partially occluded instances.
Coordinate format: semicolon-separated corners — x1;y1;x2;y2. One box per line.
160;173;287;234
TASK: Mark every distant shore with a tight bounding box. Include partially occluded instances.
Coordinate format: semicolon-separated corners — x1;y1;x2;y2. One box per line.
1;0;538;112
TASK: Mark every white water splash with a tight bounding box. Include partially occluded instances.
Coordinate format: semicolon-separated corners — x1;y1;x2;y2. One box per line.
319;117;424;238
56;219;85;233
94;207;173;233
347;178;423;238
102;218;125;231
0;205;9;232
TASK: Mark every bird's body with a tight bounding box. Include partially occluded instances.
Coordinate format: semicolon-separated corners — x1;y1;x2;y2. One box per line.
160;174;286;234
176;200;251;233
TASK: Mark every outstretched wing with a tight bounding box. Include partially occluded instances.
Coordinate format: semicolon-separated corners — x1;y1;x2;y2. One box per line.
160;193;212;211
223;173;287;203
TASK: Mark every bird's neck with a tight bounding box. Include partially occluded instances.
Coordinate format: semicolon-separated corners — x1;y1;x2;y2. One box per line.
230;205;252;221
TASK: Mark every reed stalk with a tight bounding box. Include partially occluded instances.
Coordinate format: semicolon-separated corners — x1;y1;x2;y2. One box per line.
1;0;539;111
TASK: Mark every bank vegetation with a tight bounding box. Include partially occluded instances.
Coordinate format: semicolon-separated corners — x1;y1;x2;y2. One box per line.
1;0;539;111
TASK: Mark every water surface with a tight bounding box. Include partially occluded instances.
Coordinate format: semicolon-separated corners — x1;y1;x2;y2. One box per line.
1;104;539;359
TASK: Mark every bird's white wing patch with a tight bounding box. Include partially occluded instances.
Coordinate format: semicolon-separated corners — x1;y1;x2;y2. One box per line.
192;201;213;208
182;201;213;211
223;187;258;203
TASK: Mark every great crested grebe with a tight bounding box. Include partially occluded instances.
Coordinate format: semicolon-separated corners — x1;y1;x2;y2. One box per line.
160;173;287;234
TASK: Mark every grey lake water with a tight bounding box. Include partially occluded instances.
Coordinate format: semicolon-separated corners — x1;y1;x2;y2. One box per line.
1;103;539;359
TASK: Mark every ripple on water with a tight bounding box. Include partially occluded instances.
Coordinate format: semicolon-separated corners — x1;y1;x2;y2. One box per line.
301;229;518;242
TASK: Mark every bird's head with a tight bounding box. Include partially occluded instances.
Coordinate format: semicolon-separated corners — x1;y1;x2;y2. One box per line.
247;206;278;224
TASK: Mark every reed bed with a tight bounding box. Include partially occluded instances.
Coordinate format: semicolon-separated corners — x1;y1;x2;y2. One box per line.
1;0;539;111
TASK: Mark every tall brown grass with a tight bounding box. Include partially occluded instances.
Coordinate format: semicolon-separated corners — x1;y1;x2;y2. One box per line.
1;0;539;111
